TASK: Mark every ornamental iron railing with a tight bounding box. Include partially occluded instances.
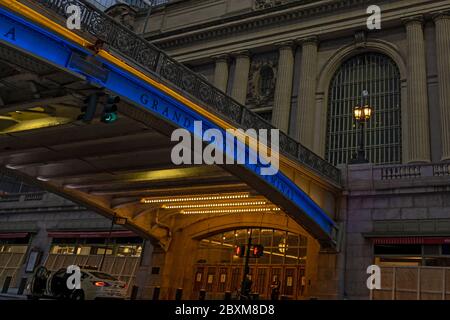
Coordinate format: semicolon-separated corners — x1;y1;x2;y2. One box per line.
254;0;315;10
87;0;168;10
379;163;450;180
35;0;341;185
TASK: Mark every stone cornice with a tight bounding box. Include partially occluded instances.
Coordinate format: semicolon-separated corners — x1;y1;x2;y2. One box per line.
231;50;252;58
211;53;230;62
401;14;425;26
431;10;450;21
296;36;319;46
150;0;378;50
274;40;296;50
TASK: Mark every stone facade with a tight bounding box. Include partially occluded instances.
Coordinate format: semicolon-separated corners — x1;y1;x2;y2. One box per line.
133;0;450;300
341;163;450;299
139;0;450;162
1;0;450;300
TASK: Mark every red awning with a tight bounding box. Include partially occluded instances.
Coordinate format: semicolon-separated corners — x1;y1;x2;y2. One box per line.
0;232;29;239
47;230;137;238
372;237;450;245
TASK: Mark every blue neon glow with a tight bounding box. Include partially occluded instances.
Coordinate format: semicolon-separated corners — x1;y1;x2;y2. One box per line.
0;6;335;236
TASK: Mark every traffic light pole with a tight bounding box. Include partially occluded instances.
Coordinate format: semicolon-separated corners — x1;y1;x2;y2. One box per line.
240;229;252;299
99;213;115;271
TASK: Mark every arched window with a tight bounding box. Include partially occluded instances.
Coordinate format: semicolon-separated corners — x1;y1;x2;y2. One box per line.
196;228;307;265
258;66;274;96
325;53;402;165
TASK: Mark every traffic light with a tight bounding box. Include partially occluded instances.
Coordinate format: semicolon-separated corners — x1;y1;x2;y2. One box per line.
235;245;246;258
251;245;264;258
102;95;120;124
78;94;99;123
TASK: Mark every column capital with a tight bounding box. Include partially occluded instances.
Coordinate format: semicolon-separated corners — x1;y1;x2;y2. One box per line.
231;50;251;59
402;15;424;26
432;11;450;22
274;40;295;50
211;54;230;63
296;36;319;46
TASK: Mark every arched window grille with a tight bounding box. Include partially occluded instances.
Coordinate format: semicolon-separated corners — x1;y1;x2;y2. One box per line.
325;53;402;165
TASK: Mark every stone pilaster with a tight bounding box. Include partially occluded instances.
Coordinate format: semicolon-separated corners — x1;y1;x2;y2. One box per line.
212;54;229;92
403;16;431;162
295;37;318;150
433;12;450;161
231;51;251;105
272;41;295;133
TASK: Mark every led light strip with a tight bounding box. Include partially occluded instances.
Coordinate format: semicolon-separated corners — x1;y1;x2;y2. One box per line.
181;207;281;215
141;193;249;204
162;201;266;209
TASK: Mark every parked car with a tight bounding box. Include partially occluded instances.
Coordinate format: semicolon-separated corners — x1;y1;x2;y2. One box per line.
27;266;128;300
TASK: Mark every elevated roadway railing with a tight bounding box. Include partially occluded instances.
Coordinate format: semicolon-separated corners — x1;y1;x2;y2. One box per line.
0;0;342;247
34;0;341;187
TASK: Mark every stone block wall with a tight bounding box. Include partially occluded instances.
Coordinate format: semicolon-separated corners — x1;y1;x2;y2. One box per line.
341;163;450;299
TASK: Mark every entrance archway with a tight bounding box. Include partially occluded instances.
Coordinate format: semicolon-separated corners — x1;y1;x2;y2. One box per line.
192;227;308;300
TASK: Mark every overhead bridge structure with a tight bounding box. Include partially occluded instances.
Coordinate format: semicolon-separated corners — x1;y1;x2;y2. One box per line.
0;0;342;251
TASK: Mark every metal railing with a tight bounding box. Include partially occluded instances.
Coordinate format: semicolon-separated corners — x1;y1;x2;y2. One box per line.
378;163;450;180
372;266;450;300
254;0;309;10
433;162;450;177
24;192;45;201
0;192;45;202
34;0;341;185
0;194;21;202
86;0;169;10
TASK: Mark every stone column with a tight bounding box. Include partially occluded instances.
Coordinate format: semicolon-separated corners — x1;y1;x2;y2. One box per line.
231;51;251;105
212;54;229;92
403;16;431;162
15;221;52;289
272;41;295;133
433;12;450;161
135;240;154;299
295;37;318;150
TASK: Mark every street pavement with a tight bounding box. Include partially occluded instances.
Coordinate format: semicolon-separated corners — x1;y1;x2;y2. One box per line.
0;293;27;300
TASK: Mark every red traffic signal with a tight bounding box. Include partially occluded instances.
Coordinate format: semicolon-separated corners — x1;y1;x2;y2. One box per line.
251;245;264;258
235;245;246;257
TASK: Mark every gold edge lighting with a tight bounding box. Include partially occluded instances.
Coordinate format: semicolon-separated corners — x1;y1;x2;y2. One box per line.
162;201;267;209
181;207;281;215
141;193;250;204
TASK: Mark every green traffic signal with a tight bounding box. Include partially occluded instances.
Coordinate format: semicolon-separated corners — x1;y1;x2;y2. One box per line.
101;112;118;124
101;95;120;124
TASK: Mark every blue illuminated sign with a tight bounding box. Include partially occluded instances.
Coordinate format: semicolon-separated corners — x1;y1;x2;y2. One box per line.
0;7;335;237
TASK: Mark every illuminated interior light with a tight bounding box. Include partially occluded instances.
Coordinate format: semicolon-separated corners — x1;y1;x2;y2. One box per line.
141;193;250;204
162;201;266;209
181;207;281;215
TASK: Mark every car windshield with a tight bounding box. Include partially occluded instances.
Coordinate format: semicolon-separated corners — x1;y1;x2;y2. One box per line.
89;272;118;281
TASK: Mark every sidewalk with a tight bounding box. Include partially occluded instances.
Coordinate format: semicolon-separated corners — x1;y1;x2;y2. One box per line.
0;293;27;300
0;288;27;300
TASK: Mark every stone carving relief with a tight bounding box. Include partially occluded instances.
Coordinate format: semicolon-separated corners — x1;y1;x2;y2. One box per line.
105;4;137;30
254;0;298;10
246;52;278;108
